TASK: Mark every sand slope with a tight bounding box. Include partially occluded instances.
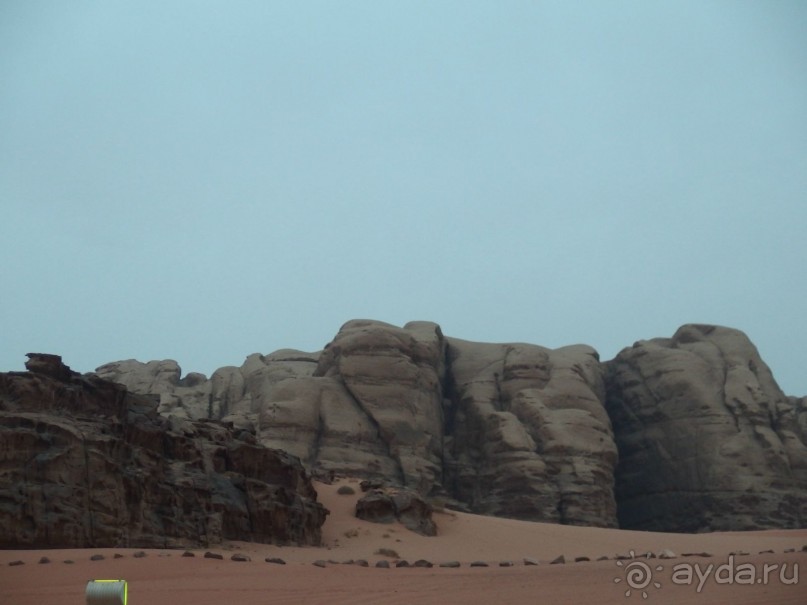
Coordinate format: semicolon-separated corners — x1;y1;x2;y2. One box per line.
2;478;805;604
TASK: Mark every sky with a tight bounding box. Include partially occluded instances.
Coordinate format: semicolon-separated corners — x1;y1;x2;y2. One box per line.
1;1;806;396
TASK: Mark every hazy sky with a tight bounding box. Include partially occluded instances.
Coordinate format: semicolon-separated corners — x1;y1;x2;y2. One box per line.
2;2;806;395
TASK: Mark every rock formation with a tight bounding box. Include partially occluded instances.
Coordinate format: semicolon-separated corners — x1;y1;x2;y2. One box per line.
87;320;807;533
97;320;619;528
442;337;616;525
355;487;436;536
0;354;327;548
605;324;807;532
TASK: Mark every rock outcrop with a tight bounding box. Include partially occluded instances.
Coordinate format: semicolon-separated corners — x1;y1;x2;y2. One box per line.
605;324;807;532
94;349;321;429
0;354;327;548
355;487;436;536
311;320;446;495
96;320;619;528
87;320;807;533
442;337;617;525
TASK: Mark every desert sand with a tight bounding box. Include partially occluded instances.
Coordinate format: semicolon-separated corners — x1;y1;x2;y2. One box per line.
2;478;805;604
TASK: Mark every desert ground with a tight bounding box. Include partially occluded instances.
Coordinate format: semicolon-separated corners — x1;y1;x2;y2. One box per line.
2;478;805;605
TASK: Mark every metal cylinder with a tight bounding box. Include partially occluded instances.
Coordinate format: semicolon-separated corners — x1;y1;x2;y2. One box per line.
86;579;128;605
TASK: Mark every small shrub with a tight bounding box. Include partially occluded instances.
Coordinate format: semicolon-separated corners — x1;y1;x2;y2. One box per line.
337;485;356;495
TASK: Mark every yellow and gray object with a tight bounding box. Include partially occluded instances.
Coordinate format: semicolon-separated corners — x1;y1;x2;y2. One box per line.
86;579;128;605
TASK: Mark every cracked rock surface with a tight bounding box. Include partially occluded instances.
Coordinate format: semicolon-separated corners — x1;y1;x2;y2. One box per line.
93;321;807;532
97;320;619;527
605;324;807;531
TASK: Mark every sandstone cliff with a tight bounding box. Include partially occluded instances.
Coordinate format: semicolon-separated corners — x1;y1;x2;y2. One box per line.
0;354;327;548
605;324;807;532
92;320;807;533
98;320;619;527
442;337;616;525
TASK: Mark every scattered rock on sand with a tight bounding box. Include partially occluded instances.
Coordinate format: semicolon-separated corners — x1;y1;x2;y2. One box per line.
204;552;224;560
337;485;356;495
550;555;566;564
574;556;590;563
759;549;774;554
658;549;676;559
395;560;410;568
440;561;461;568
90;554;105;561
8;560;24;566
682;552;712;558
355;489;437;536
38;556;50;564
596;555;609;561
313;560;328;568
375;548;400;558
614;553;632;560
133;551;147;558
354;559;369;567
413;559;433;568
113;553;124;559
182;551;195;557
470;561;488;567
784;549;795;553
265;557;286;565
63;560;74;564
375;560;390;568
729;550;750;556
499;561;514;567
231;554;251;562
523;557;539;566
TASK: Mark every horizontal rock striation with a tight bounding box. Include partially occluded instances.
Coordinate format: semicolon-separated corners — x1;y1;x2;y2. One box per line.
605;324;807;532
0;354;327;548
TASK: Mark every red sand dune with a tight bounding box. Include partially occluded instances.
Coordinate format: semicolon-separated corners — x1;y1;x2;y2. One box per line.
2;478;805;605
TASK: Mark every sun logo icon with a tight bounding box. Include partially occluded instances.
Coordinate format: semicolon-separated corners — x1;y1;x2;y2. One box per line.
613;550;664;599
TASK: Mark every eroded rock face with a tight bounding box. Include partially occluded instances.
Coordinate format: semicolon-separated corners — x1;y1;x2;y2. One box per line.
0;354;327;548
312;320;446;495
443;338;617;526
94;349;321;429
89;320;807;532
605;324;807;532
94;320;619;527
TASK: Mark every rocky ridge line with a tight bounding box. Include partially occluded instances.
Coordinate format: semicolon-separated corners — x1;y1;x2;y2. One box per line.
93;320;807;532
